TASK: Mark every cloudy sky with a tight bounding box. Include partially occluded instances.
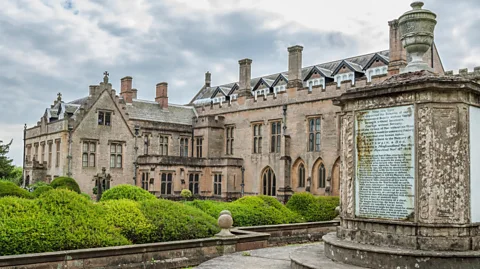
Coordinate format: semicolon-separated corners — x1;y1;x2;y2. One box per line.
1;0;479;165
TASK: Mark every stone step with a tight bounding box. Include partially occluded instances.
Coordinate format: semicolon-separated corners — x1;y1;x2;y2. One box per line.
289;243;364;269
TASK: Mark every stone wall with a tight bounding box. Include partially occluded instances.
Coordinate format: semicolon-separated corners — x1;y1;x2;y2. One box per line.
0;221;339;269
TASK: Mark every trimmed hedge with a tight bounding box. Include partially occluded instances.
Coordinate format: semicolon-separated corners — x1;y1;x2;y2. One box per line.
140;199;219;242
50;177;81;194
100;184;156;202
286;192;339;222
32;185;53;197
101;199;154;244
0;180;33;199
0;190;129;256
186;196;303;227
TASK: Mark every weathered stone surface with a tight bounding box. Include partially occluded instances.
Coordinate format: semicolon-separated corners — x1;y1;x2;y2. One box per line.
324;233;480;269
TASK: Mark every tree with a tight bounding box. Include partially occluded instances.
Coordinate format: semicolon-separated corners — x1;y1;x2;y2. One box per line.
0;140;14;179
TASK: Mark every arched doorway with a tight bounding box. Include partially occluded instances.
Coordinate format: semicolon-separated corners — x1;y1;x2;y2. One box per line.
331;158;340;196
262;167;276;196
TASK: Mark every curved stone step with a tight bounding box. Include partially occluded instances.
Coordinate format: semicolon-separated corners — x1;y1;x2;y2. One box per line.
289;243;364;269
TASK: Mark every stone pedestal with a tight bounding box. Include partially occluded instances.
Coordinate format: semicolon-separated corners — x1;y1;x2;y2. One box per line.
323;71;480;268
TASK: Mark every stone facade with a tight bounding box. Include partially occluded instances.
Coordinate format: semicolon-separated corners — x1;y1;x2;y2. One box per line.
23;20;444;201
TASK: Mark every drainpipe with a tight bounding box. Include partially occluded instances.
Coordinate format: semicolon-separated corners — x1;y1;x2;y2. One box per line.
134;125;140;186
22;124;26;187
241;166;245;197
67;124;73;177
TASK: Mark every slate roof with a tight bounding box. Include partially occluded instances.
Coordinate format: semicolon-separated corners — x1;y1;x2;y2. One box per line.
126;99;195;125
192;50;390;102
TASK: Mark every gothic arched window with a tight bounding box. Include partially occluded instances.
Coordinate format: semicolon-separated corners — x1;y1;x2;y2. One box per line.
318;163;326;188
298;164;306;187
262;167;276;196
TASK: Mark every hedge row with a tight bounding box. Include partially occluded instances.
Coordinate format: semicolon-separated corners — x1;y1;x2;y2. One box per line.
186;195;304;226
286;192;339;222
0;186;219;256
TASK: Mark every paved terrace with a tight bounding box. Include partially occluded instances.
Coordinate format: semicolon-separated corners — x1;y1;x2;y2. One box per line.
195;242;361;269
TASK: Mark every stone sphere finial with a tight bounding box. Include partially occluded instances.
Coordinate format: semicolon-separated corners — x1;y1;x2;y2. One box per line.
398;1;437;73
215;210;235;237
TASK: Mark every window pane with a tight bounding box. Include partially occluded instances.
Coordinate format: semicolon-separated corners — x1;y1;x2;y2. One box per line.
105;112;111;126
111;144;116;153
82;153;88;167
89;153;95;167
254;125;258;136
309;119;314;132
165;145;168;156
309;133;314;151
83;142;88;152
271;123;276;135
316;133;321;151
259;125;262;136
162;173;166;181
117;144;122;153
258;137;262;153
271;136;275;152
90;143;96;152
98;112;104;125
195;174;199;182
110;155;115;168
168;173;172;182
277;122;281;134
276;135;281;152
316;118;321;131
253;138;257;153
116;155;122;168
167;182;171;194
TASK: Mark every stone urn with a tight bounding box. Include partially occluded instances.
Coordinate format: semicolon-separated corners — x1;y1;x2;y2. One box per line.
398;1;437;72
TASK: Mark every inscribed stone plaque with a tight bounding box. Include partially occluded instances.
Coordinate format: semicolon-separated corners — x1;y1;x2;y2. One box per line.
355;105;415;220
470;106;480;223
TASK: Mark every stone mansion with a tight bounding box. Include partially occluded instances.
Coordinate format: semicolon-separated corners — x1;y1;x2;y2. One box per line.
23;19;445;200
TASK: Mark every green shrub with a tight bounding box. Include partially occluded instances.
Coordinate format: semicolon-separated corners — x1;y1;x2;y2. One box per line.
140;199;219;242
0;190;129;256
101;199;154;244
80;193;92;200
180;189;192;198
0;180;33;199
28;181;49;191
186;196;303;227
286;193;339;222
32;185;53;197
50;177;81;194
100;184;156;202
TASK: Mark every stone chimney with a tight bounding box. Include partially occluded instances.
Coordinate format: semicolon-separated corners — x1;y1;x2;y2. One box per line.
155;82;168;109
238;59;252;97
205;71;211;88
120;76;133;103
131;89;137;99
287;45;304;89
387;20;407;75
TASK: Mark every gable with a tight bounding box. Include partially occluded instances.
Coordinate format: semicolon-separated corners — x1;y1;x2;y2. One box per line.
363;53;389;71
252;78;272;91
271;74;288;87
73;89;134;138
211;87;226;98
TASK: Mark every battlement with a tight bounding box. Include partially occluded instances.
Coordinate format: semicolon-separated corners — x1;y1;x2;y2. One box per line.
444;67;480;80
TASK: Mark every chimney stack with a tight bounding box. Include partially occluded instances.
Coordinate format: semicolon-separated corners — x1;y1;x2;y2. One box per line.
205;71;211;87
238;58;252;97
131;89;137;100
120;76;133;103
387;20;407;75
287;45;304;88
155;82;168;109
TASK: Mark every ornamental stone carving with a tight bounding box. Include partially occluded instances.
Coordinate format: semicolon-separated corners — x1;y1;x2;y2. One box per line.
398;2;437;73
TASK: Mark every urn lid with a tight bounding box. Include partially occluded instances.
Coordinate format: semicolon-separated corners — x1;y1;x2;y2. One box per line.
399;1;437;24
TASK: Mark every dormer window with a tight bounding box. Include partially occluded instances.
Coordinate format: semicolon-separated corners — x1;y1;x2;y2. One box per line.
305;78;325;91
334;72;354;86
366;67;388;82
98;111;111;126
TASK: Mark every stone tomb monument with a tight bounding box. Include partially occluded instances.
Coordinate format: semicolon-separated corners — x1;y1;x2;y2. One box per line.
320;2;480;268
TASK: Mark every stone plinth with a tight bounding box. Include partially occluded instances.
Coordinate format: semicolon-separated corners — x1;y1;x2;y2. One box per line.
326;71;480;268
